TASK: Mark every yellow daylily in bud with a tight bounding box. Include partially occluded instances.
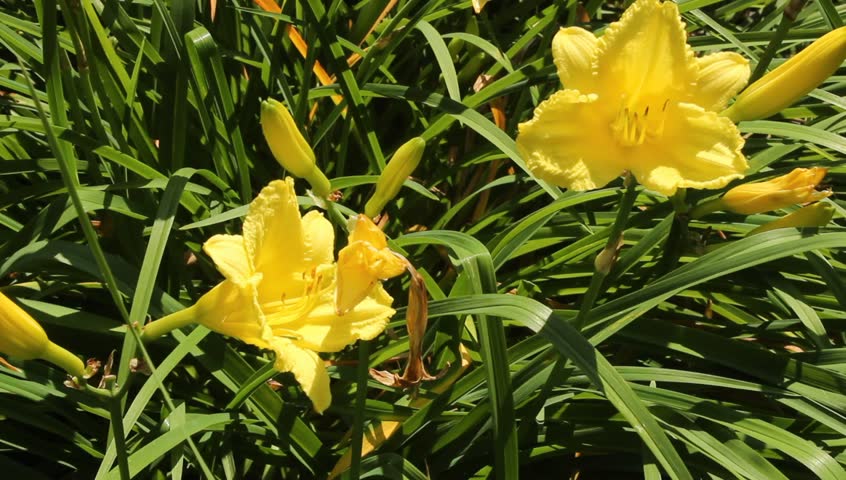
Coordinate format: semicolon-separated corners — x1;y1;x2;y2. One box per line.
364;137;426;218
336;214;406;315
724;27;846;122
143;179;395;413
0;292;85;378
749;202;835;235
260;99;332;198
720;167;831;215
517;0;749;196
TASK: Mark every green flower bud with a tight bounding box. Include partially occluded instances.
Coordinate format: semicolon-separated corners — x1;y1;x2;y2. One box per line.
364;137;425;218
724;27;846;122
260;99;331;198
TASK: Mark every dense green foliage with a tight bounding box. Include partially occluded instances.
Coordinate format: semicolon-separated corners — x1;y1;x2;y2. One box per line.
1;0;846;478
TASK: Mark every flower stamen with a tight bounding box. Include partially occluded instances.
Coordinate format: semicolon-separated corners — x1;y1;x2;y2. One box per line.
264;270;326;325
611;99;671;147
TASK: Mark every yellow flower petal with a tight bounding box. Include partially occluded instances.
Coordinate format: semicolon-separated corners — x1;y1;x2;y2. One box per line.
694;52;750;112
284;286;395;353
336;215;405;314
335;245;379;315
243;178;324;306
302;210;335;266
269;337;331;413
552;27;598;91
203;234;252;284
517;90;625;190
630;103;747;195
243;178;306;273
192;280;269;347
595;0;696;107
336;244;404;313
348;214;388;249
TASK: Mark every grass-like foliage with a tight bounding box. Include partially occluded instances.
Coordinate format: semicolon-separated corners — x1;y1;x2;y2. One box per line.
1;0;846;478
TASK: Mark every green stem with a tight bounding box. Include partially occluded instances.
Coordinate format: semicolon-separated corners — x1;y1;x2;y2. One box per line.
324;199;350;234
84;382;115;400
306;168;332;199
139;306;197;341
40;341;86;379
108;397;131;480
689;197;725;220
349;340;371;480
574;177;639;330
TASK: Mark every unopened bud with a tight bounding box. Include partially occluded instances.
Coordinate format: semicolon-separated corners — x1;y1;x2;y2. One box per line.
0;292;49;360
749;202;835;235
364;137;425;218
724;27;846;122
0;292;85;378
260;99;331;197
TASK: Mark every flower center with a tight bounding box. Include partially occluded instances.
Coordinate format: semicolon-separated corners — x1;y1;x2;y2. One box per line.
262;268;332;328
610;99;670;147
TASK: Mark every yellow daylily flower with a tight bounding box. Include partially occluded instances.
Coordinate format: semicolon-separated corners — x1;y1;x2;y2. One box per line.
336;214;406;315
749;202;835;235
0;292;86;378
142;179;395;413
720;167;831;215
517;0;749;196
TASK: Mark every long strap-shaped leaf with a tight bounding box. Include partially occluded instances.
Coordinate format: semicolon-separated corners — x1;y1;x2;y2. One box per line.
398;231;692;480
419;291;694;480
398;231;519;478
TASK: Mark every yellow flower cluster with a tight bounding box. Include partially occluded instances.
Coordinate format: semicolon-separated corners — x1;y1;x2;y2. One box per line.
143;178;405;412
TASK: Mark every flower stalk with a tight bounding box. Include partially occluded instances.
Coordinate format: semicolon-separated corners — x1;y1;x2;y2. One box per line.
574;176;638;330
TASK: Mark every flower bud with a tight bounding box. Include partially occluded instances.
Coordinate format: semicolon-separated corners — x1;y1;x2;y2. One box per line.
260;99;331;197
749;202;835;235
720;167;831;215
0;292;85;378
364;137;425;218
0;292;49;360
724;27;846;122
